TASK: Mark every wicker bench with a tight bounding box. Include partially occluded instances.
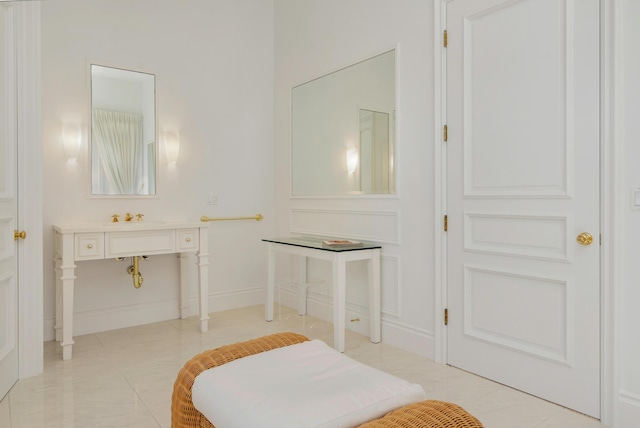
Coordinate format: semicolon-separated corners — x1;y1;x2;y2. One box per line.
171;332;484;428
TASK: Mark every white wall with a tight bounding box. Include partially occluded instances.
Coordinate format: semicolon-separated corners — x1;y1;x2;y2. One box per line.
274;2;640;426
620;0;640;424
274;0;436;356
41;0;274;338
37;0;640;424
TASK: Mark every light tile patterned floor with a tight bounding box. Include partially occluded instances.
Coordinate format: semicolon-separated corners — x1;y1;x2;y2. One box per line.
0;305;608;427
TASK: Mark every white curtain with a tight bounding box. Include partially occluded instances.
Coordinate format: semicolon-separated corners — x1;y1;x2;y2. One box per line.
147;142;156;195
92;109;144;194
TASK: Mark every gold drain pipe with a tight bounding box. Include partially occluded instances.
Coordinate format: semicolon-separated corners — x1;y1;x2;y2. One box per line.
127;256;144;289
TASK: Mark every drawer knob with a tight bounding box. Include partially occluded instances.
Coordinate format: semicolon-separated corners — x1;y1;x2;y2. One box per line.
87;244;93;249
186;237;191;243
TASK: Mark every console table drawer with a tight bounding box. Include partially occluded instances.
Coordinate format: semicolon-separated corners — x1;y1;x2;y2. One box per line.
105;230;176;258
177;228;199;251
75;233;105;260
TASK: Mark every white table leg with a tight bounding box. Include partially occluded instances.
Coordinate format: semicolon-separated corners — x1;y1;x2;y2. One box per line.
179;253;190;319
266;243;275;321
59;232;76;360
295;256;308;315
369;249;381;343
197;228;210;332
60;264;76;361
332;254;346;352
53;256;62;342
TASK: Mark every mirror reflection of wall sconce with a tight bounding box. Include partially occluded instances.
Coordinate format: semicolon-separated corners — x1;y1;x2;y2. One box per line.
62;122;81;162
164;131;180;166
346;149;359;174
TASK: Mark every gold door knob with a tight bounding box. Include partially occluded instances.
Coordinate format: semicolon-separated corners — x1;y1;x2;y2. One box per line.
14;230;26;240
576;232;593;246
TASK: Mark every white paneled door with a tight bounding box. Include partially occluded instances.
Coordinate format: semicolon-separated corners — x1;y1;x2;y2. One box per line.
0;2;18;400
446;0;600;418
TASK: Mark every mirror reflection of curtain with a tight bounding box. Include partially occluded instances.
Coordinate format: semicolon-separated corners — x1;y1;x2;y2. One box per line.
147;142;156;195
92;109;144;194
360;109;391;194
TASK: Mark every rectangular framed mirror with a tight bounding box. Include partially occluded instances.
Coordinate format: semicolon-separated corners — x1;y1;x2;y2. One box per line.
90;64;156;196
291;49;396;197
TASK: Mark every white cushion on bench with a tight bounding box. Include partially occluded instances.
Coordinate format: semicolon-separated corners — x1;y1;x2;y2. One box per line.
192;339;426;428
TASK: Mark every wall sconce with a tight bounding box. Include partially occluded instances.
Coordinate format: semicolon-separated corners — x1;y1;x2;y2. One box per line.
346;149;358;174
62;123;81;162
164;131;180;165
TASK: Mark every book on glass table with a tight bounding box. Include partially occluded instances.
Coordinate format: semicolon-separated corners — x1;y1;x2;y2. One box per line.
322;239;364;248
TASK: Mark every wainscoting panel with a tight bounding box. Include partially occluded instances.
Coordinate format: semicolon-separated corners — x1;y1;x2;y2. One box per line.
381;254;400;317
290;208;399;243
619;390;640;427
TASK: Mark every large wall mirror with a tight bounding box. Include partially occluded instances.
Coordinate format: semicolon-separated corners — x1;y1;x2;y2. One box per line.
292;49;396;196
91;64;156;196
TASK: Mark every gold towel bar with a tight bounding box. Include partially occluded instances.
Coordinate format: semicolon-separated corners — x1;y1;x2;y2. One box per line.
201;214;264;222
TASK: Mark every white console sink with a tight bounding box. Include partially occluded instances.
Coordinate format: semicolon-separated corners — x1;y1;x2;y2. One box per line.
52;221;210;360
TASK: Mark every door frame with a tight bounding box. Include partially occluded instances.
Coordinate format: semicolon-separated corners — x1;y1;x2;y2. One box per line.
432;0;621;425
15;1;43;380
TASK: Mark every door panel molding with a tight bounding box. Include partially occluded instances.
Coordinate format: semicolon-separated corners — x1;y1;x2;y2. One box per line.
463;0;573;198
0;3;15;201
463;265;571;365
0;273;15;361
464;212;572;262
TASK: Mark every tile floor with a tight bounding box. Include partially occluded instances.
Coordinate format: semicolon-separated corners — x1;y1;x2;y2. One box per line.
0;304;608;428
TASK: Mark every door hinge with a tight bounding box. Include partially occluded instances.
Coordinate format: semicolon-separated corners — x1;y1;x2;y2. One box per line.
443;124;448;142
444;308;449;325
443;30;448;48
443;215;448;232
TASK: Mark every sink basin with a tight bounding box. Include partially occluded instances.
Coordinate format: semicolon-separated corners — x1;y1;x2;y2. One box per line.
104;221;167;226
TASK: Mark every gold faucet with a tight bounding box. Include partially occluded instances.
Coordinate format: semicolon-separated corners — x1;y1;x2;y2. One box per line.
136;213;144;222
112;214;120;223
125;213;133;222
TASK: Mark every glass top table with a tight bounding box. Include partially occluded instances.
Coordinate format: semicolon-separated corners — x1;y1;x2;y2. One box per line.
262;236;381;352
262;236;382;252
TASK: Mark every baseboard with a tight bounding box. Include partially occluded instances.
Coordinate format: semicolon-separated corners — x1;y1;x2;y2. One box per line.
44;318;55;341
618;390;640;427
205;287;265;313
43;287;265;341
278;287;435;359
42;286;434;360
44;299;181;340
381;320;435;359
